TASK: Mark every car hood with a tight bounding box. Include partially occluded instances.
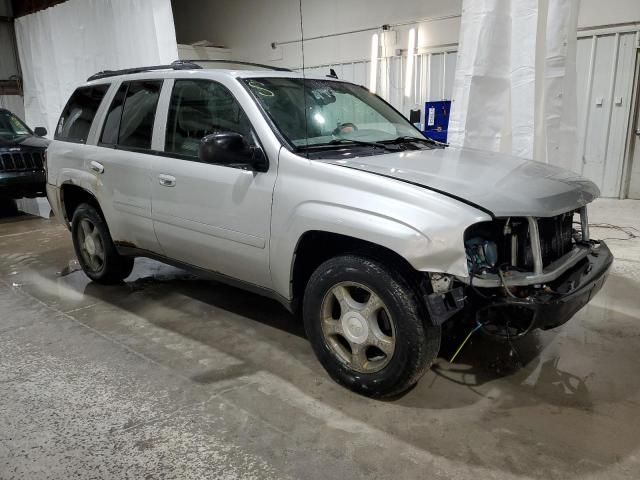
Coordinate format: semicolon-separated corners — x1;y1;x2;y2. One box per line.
0;135;50;150
324;146;599;217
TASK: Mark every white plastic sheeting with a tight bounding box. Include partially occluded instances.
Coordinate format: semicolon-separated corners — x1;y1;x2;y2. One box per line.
449;0;579;170
15;0;178;137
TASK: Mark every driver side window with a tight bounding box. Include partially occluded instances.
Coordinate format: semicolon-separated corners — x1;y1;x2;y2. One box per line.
165;79;254;158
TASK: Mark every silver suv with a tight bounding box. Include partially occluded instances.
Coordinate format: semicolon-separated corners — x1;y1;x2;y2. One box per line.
46;61;612;397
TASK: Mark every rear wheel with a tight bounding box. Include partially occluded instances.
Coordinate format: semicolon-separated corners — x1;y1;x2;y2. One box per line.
71;203;134;284
303;254;440;398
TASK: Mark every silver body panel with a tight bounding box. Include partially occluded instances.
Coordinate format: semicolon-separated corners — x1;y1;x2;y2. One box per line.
46;68;601;302
324;147;599;218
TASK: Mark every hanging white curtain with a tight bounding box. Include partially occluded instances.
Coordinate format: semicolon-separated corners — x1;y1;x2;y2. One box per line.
15;0;179;137
448;0;579;171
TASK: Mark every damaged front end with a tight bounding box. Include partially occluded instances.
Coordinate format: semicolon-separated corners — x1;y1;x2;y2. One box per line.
424;206;613;335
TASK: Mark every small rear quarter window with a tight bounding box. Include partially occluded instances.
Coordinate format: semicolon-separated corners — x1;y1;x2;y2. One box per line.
55;84;110;143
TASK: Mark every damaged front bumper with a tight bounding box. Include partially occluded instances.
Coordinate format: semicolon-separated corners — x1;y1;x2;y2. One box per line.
425;241;613;331
473;241;613;331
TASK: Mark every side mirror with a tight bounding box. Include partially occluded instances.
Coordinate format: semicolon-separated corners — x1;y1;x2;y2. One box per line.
198;132;268;172
34;127;47;137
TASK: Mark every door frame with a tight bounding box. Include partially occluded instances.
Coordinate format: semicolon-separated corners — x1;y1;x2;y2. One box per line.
621;31;640;198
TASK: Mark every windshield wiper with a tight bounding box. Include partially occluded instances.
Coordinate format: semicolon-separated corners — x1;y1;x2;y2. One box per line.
383;136;447;147
299;138;397;152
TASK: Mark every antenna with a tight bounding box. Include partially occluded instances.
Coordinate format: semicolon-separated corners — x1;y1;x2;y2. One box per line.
299;0;309;155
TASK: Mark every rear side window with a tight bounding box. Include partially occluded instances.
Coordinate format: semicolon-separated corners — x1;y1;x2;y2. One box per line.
55;84;109;143
99;80;162;150
100;83;128;145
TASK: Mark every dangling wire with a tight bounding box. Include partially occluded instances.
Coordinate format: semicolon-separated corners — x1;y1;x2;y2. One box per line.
449;322;484;363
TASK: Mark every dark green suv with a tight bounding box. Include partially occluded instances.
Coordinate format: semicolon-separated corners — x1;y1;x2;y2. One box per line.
0;108;49;200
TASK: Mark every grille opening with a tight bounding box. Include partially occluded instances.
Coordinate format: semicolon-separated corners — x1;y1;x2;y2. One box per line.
465;210;579;272
0;151;45;172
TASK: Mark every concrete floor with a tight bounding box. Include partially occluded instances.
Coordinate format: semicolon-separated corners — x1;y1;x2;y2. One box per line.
0;198;639;480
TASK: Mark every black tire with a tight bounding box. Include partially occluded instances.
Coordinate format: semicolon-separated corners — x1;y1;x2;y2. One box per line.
71;203;134;284
303;254;441;398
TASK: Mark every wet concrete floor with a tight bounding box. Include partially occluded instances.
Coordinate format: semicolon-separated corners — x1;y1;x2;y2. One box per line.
0;198;639;479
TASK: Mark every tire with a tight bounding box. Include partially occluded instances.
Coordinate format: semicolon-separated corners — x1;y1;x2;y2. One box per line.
71;203;134;284
303;254;441;398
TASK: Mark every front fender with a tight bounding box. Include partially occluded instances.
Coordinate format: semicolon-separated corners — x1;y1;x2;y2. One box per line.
269;151;492;300
270;200;487;300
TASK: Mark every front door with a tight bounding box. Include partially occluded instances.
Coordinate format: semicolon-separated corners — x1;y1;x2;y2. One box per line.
151;78;276;289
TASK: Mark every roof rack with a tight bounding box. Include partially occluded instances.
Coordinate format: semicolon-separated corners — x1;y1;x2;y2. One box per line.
87;60;201;82
180;59;292;72
87;59;292;82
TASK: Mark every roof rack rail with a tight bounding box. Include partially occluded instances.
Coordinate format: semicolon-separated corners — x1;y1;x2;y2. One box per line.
86;59;292;82
180;59;293;72
86;60;202;82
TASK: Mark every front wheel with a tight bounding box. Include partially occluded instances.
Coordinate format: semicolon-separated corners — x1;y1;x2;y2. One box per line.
303;254;441;398
71;203;134;284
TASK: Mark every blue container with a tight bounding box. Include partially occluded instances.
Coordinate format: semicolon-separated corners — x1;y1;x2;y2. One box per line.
423;100;451;143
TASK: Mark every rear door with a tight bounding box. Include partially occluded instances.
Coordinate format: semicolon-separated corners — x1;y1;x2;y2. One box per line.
93;79;164;253
150;78;276;289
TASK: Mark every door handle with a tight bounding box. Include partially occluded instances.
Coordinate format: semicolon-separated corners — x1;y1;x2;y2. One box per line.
158;174;176;187
89;161;104;174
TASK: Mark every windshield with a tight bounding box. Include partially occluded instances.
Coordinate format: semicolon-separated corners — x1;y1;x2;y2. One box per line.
0;110;32;141
243;77;425;149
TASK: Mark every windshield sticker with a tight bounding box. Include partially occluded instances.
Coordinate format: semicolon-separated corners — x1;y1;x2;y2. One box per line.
248;80;274;97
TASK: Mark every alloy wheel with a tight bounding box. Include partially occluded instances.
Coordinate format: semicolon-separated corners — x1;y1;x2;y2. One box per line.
320;281;396;373
77;218;105;273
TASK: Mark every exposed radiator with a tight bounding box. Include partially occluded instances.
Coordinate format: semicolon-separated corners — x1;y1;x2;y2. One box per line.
537;212;575;266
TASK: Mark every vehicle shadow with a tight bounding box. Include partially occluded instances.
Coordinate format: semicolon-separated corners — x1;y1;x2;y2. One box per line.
0;198;20;219
76;258;606;407
52;257;640;479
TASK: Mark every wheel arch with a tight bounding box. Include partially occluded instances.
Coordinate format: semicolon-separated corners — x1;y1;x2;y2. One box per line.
60;182;105;226
289;230;425;313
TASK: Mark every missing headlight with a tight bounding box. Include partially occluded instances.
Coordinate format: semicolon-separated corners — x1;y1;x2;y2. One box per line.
465;237;498;273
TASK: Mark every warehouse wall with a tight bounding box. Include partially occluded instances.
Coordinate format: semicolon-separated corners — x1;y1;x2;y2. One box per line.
172;0;640;197
171;0;461;69
0;0;24;120
0;0;18;79
172;0;640;68
0;22;18;79
578;0;640;28
0;0;10;16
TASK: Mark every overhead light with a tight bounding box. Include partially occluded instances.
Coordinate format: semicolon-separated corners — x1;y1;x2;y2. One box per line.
369;33;379;93
404;28;416;98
